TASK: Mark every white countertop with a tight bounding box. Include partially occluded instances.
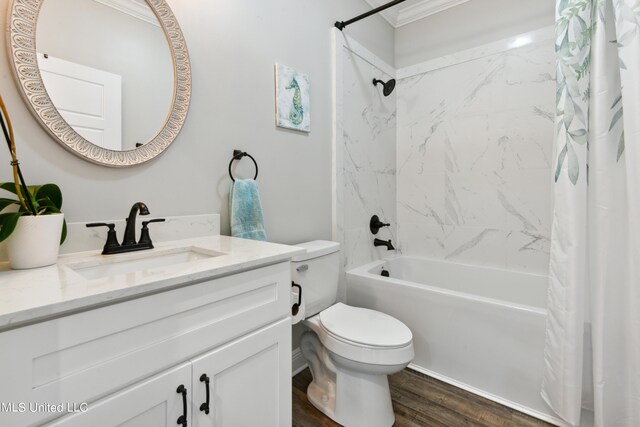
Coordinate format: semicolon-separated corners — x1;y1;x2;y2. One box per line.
0;236;304;331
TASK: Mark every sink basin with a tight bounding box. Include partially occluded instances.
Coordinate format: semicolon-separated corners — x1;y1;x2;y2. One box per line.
67;247;225;280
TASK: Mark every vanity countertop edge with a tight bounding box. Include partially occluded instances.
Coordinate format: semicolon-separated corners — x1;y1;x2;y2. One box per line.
0;235;305;332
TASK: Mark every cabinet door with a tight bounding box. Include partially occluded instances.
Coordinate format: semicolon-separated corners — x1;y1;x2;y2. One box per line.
47;363;191;427
192;319;291;427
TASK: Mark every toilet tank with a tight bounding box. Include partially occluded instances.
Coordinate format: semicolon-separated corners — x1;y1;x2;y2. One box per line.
291;241;340;318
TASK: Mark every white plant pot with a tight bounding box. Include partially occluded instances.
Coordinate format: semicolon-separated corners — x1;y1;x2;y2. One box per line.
7;213;64;269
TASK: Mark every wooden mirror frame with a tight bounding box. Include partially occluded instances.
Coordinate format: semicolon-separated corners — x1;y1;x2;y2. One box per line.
6;0;191;167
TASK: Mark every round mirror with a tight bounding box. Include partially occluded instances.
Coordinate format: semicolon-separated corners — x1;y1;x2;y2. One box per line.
7;0;191;167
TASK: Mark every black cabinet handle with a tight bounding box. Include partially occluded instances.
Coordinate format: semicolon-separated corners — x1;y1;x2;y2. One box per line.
176;384;187;426
199;374;210;414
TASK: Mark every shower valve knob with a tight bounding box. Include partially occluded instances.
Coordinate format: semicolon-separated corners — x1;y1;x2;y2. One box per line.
370;215;390;235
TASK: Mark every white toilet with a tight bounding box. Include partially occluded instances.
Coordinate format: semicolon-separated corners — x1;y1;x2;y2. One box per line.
293;241;414;427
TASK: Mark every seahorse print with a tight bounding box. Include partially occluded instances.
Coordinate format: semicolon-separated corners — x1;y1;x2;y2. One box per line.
286;77;303;126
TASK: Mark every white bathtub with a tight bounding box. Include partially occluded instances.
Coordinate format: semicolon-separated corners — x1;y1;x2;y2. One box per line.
346;256;565;426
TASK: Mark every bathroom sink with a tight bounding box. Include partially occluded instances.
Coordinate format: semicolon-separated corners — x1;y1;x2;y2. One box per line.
67;246;225;280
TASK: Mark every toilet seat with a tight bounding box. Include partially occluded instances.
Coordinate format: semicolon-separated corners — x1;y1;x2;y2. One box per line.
304;303;414;366
319;303;412;349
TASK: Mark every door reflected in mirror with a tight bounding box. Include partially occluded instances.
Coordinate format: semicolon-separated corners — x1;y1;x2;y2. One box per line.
36;0;174;151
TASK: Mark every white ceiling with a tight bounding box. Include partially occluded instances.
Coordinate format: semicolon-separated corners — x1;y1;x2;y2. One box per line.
362;0;471;28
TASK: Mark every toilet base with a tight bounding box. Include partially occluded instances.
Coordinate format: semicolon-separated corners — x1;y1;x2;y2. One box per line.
301;331;396;427
306;358;395;427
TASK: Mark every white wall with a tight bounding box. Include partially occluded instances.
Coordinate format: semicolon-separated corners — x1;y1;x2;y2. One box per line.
396;36;555;273
0;0;394;246
395;0;555;67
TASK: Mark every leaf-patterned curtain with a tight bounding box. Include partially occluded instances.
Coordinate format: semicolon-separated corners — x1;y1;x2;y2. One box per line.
542;0;640;425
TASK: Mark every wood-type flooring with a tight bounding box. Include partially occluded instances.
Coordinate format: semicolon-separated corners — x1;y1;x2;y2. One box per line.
292;368;553;427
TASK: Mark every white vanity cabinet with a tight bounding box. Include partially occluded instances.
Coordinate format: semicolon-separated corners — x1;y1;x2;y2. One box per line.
46;363;192;427
0;261;293;427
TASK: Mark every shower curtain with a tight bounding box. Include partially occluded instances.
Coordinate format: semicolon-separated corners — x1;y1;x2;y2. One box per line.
542;0;640;426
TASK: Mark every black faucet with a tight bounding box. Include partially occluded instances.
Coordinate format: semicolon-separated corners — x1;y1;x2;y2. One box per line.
86;202;165;255
123;202;150;246
374;238;395;250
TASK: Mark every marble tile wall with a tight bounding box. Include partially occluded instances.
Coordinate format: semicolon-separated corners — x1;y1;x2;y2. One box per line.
341;47;397;271
396;40;555;274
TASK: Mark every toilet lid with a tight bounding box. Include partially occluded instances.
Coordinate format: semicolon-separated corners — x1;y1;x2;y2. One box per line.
319;303;412;348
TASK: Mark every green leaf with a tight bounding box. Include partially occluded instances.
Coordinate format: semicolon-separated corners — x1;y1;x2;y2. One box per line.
26;185;40;198
555;144;568;182
60;219;67;244
559;32;571;57
564;66;581;97
609;107;623;130
556;84;565;106
558;0;570;15
611;93;622;109
36;184;63;210
573;100;586;125
0;198;19;212
27;197;39;215
0;182;20;196
567;142;579;185
0;212;24;242
617;28;637;46
564;96;576;128
569;129;588;144
0;183;38;215
617;131;625;162
36;199;58;212
573;16;586;45
557;18;570;40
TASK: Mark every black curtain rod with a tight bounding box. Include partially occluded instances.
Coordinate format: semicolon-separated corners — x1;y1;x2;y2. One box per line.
335;0;407;31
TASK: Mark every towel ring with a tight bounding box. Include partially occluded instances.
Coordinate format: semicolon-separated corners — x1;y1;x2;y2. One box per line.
228;150;258;182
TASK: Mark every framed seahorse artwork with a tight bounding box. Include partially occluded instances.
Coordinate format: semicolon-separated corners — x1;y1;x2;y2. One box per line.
275;63;310;132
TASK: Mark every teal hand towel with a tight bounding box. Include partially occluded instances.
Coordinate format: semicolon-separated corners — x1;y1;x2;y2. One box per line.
229;179;267;241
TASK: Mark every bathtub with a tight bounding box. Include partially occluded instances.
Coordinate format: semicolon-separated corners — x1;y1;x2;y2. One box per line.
346;256;565;426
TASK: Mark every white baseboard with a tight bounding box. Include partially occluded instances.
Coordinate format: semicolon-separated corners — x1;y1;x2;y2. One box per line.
292;347;308;377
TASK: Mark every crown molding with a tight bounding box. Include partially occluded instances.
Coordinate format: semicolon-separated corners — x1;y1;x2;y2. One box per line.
93;0;160;27
362;0;471;28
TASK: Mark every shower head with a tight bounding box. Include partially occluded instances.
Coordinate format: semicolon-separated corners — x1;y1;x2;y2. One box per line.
373;78;396;96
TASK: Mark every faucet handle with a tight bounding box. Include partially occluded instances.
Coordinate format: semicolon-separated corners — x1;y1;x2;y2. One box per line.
139;218;165;247
142;218;166;227
86;223;120;254
370;215;391;235
86;222;114;228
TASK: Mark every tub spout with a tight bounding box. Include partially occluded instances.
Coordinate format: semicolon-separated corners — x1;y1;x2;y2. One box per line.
374;238;395;250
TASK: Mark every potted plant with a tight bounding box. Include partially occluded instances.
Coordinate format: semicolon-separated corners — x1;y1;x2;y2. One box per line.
0;95;66;269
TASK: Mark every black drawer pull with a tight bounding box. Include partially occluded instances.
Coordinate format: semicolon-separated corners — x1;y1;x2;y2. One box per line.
199;374;211;414
176;384;187;426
